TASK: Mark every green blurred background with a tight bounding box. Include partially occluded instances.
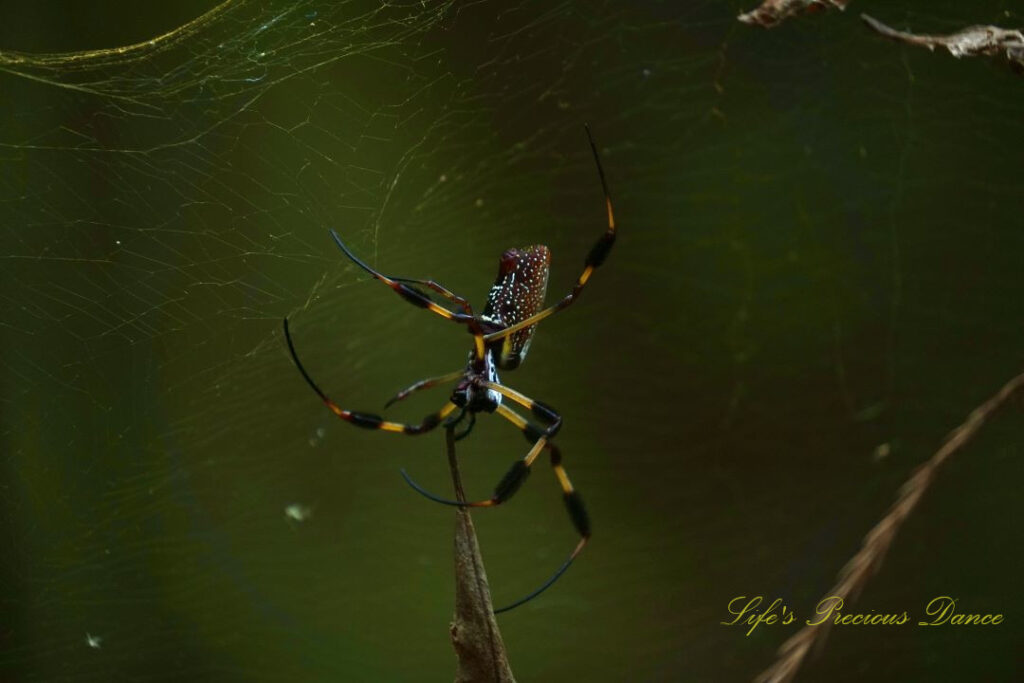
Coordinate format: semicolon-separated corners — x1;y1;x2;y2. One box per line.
1;1;1021;680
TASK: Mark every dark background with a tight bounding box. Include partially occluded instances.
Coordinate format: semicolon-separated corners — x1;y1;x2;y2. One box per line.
1;1;1021;680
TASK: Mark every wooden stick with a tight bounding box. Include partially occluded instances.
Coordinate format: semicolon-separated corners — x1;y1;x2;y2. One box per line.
446;425;516;683
755;370;1024;683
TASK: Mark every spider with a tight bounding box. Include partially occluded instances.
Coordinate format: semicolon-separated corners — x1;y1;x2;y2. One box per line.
283;125;615;612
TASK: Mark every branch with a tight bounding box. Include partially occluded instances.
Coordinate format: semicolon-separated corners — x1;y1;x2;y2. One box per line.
861;14;1024;74
446;425;516;683
738;0;850;28
755;369;1024;683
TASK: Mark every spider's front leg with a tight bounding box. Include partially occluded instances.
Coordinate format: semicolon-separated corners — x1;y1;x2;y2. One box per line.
329;230;487;360
483;125;617;346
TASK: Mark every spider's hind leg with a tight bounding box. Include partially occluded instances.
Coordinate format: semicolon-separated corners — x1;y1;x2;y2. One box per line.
494;440;590;614
399;401;590;613
400;384;562;506
329;230;487;361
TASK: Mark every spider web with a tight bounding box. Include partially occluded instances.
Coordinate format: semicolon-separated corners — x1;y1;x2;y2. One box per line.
2;1;1021;681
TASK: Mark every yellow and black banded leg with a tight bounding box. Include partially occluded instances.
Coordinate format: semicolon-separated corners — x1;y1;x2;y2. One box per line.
494;440;591;613
384;369;465;409
329;229;487;360
487;412;591;613
400;401;590;613
480;381;562;438
390;276;474;316
284;318;457;434
400;401;558;506
483;125;616;346
488;403;557;503
497;406;591;545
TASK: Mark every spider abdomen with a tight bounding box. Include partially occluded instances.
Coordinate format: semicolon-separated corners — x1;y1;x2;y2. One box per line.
482;245;551;370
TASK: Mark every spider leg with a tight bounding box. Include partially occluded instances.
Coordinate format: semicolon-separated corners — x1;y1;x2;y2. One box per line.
442;406;477;441
400;397;560;506
480;381;561;437
400;402;589;613
389;276;474;316
486;414;590;613
329;229;487;360
284;319;457;434
453;412;477;441
483;125;616;345
443;405;467;429
385;369;465;409
494;441;589;614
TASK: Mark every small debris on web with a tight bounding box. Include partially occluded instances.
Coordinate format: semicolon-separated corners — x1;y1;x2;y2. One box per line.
738;0;850;28
862;14;1024;73
284;503;312;523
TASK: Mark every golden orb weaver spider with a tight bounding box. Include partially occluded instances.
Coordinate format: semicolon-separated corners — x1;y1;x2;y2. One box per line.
283;125;615;612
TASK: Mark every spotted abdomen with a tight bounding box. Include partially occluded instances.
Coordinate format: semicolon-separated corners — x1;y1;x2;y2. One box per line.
482;245;550;369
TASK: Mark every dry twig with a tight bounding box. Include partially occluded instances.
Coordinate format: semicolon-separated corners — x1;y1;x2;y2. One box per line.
862;14;1024;73
755;370;1024;683
738;0;850;28
446;425;516;683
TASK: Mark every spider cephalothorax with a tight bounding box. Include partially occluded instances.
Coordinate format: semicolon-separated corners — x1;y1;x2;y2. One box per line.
283;125;615;612
452;352;502;415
